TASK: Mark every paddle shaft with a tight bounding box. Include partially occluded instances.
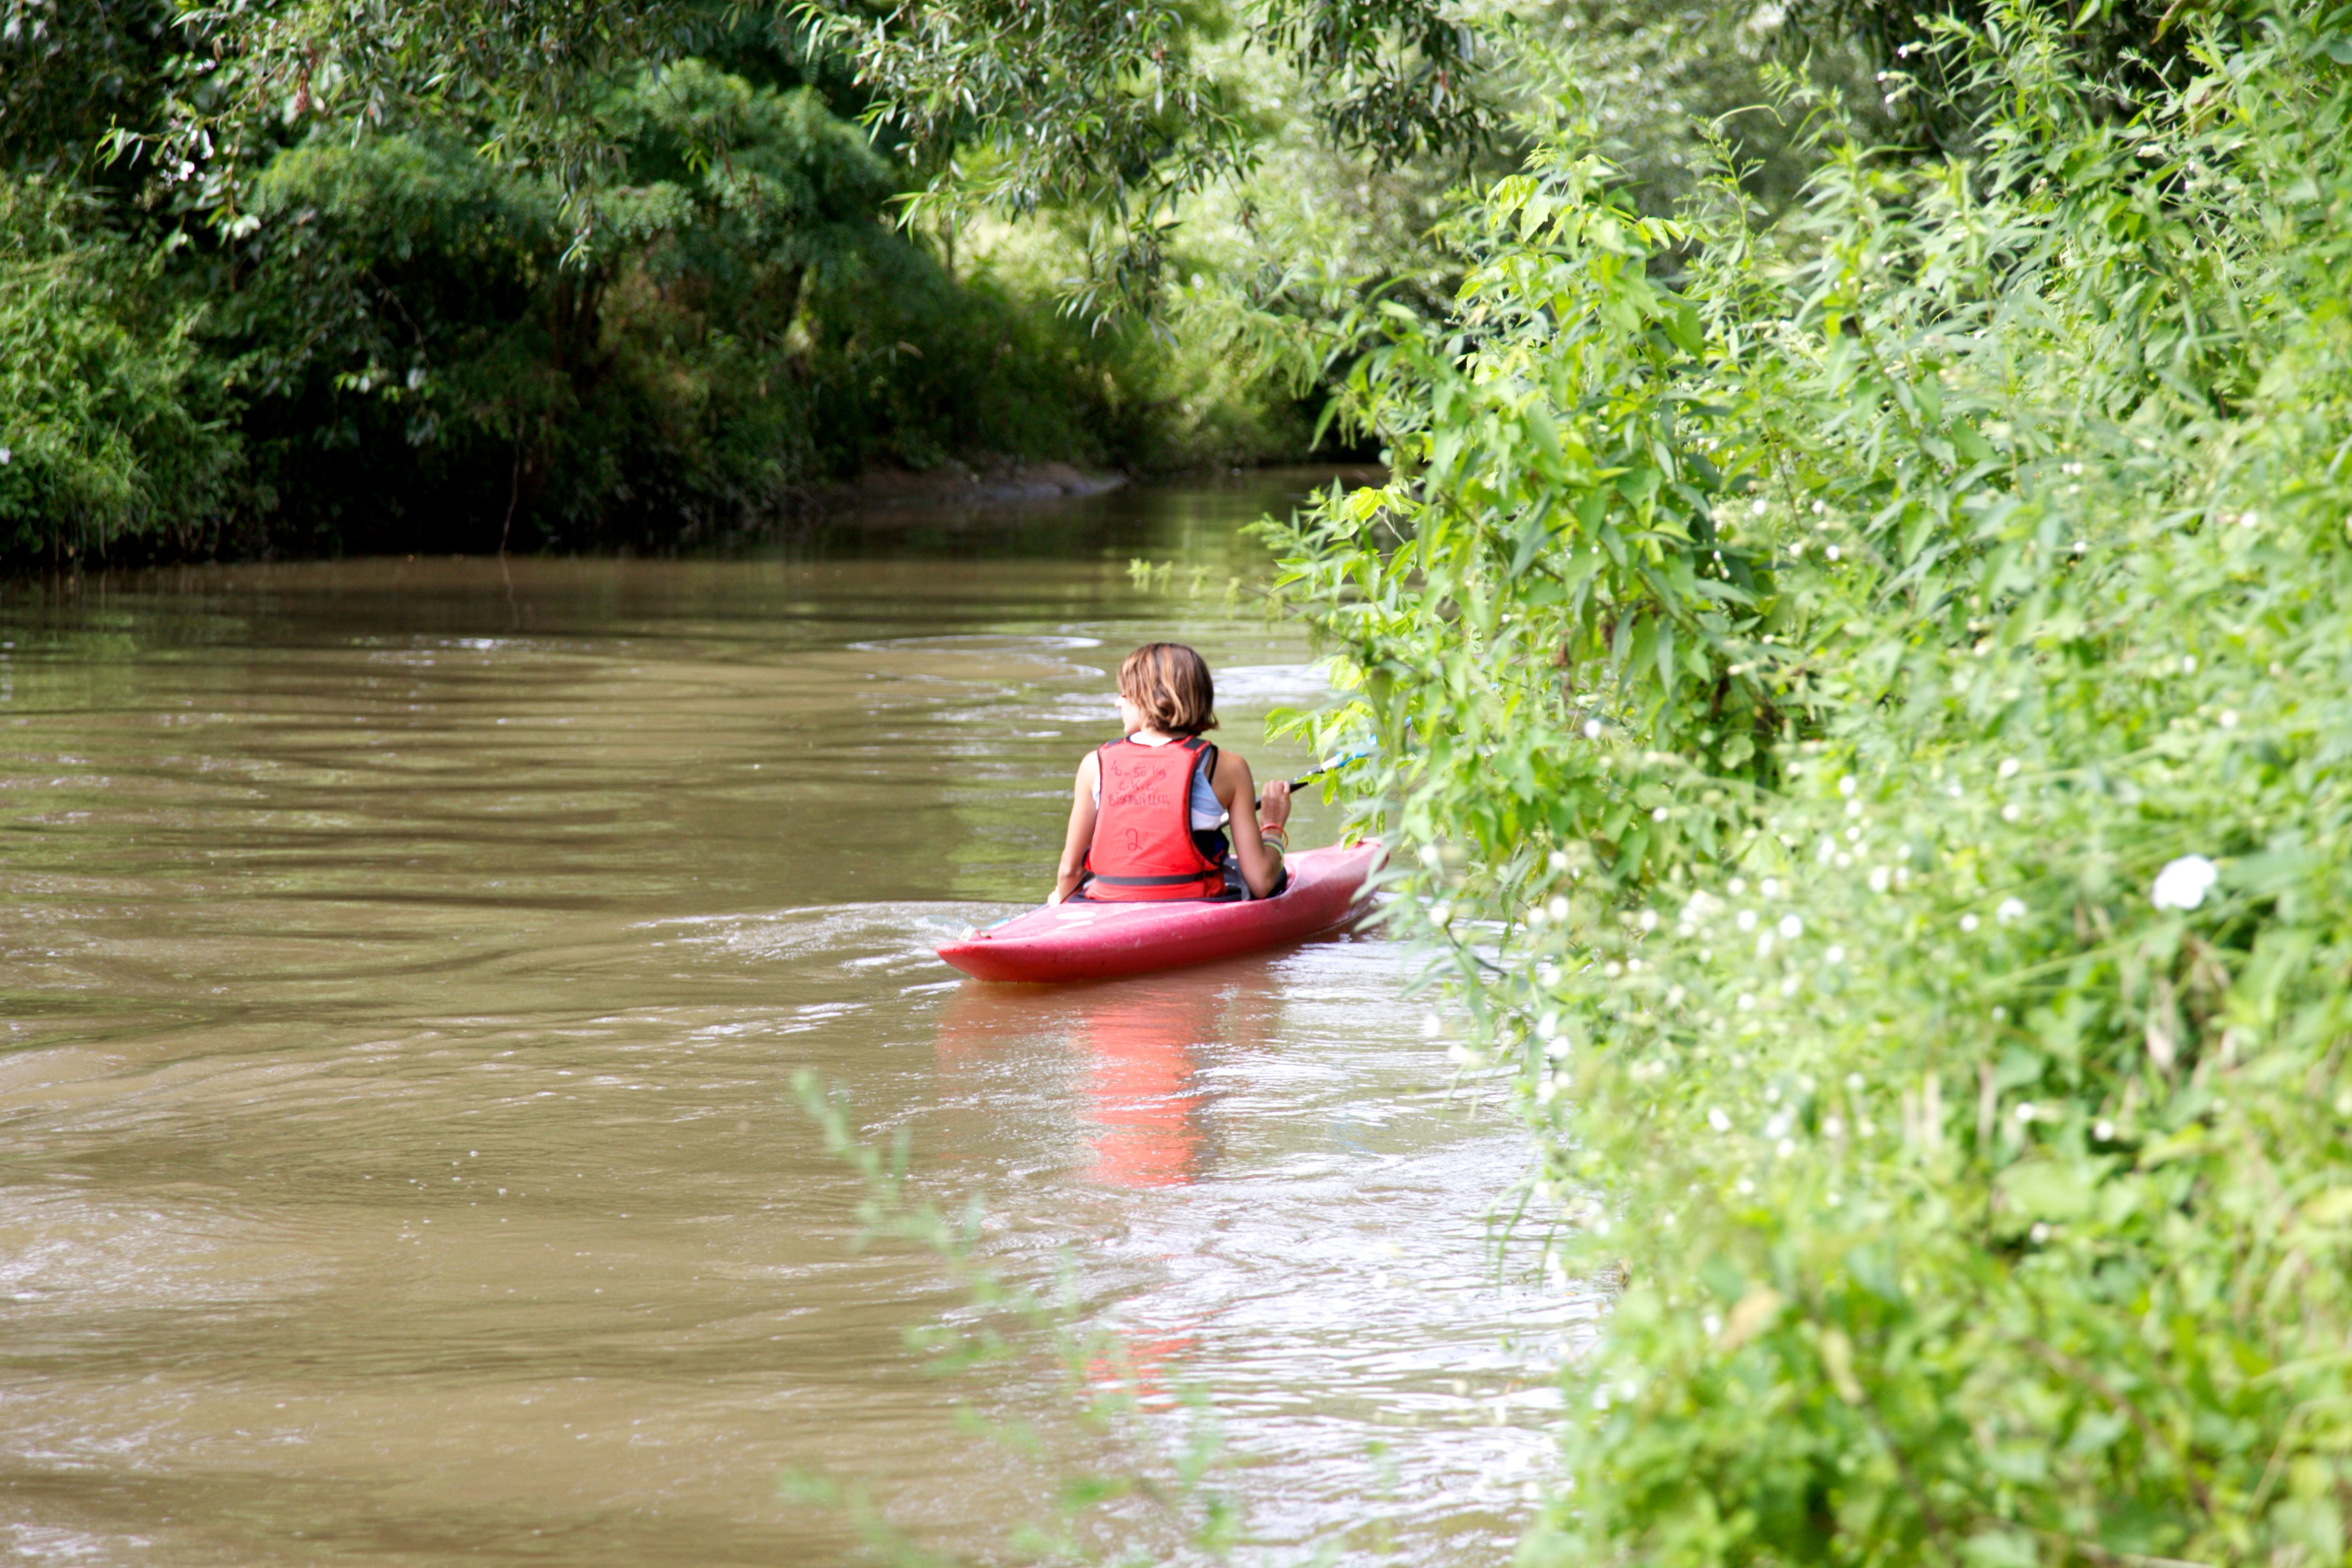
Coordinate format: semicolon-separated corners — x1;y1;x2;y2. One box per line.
1254;750;1373;810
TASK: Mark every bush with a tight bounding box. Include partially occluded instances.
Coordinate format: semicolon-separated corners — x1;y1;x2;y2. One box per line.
0;175;236;562
1265;4;2352;1561
220;64;904;550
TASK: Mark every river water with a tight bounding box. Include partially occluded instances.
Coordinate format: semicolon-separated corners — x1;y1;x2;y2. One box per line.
0;476;1587;1566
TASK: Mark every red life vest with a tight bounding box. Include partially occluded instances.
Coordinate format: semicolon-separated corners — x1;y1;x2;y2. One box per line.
1084;736;1227;901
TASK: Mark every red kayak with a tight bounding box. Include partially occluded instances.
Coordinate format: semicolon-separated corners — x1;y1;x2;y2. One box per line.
938;840;1385;983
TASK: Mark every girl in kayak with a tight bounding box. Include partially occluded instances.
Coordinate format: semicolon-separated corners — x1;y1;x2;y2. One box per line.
1049;643;1291;904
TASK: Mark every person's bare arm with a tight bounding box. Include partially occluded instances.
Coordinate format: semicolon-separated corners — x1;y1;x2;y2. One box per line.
1218;754;1291;899
1049;752;1100;905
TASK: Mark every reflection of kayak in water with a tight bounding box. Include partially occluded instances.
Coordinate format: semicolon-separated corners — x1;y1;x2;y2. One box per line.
938;840;1384;983
933;961;1280;1184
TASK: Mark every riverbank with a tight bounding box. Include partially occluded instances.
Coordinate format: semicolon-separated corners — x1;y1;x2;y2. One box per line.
829;458;1383;519
0;461;1388;580
828;457;1129;509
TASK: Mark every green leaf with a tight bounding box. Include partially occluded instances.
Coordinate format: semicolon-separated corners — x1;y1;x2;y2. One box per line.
1996;1160;2096;1223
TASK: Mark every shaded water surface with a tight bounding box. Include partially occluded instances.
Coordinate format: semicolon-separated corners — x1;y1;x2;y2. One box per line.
0;480;1587;1565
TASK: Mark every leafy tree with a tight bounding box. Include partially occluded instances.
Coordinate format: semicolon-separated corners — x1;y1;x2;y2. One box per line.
138;0;1496;319
219;59;930;546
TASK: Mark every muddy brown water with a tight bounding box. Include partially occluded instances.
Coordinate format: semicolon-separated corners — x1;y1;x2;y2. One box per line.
0;478;1591;1566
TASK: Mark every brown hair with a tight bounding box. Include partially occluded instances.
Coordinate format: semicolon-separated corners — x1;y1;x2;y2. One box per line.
1118;643;1218;736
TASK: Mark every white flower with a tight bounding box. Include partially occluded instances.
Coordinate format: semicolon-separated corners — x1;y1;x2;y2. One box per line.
1583;719;1603;740
1778;914;1803;940
1707;1108;1731;1132
1867;866;1892;894
1997;757;2021;779
1652;806;1669;822
0;447;11;465
2152;854;2218;911
1996;897;2027;923
1838;774;1858;798
1960;913;1980;933
1760;878;1781;899
1736;909;1758;932
2001;803;2022;823
1547;895;1570;922
1549;850;1570;872
1825;944;1846;963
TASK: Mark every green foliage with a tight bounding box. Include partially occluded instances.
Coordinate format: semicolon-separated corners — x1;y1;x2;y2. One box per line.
0;0;174;178
1497;0;1882;217
1262;3;2352;1561
189;58;1167;551
804;0;1256;317
221;62;906;546
149;0;1498;321
0;175;237;559
152;0;712;198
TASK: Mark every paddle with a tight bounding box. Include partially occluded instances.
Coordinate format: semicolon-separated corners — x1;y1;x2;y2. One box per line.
1258;749;1374;810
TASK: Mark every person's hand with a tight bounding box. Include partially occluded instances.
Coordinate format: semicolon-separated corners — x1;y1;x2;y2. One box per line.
1259;778;1292;836
1047;886;1068;906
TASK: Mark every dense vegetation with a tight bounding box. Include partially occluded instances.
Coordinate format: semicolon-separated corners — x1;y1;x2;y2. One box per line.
0;6;1328;563
1265;1;2352;1561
